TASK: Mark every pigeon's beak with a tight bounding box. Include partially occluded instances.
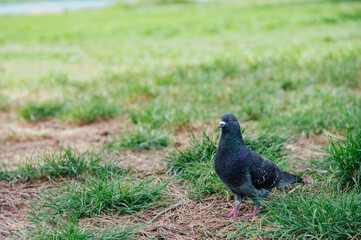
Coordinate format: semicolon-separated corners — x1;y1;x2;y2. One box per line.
218;121;226;128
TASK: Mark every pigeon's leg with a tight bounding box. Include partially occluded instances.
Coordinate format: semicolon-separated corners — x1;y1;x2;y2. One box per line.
244;192;266;217
244;207;259;217
245;200;260;217
225;194;242;217
224;200;242;217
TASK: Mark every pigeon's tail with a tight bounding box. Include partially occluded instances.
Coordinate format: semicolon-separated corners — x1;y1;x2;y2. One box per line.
277;171;303;187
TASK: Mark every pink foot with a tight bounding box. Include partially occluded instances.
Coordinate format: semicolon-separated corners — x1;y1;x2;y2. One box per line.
245;207;259;217
224;207;242;217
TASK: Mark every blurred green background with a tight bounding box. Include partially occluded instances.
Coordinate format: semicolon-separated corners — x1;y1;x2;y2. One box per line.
0;0;360;133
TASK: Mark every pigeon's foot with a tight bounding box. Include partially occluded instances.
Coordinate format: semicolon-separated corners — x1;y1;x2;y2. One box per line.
245;207;259;217
224;207;242;217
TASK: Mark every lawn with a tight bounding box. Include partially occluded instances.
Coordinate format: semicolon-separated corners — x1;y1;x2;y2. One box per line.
0;0;360;238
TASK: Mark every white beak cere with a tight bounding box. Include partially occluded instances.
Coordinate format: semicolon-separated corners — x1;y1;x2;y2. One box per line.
218;121;226;128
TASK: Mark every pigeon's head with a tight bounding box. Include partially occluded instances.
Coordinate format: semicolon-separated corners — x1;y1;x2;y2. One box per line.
218;113;241;133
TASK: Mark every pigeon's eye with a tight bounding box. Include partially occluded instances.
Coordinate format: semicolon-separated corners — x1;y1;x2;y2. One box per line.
229;118;233;123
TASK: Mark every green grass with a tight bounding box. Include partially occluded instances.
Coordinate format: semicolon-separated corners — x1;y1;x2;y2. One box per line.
27;216;134;240
0;163;10;180
17;94;119;124
323;124;361;189
62;94;119;124
165;130;289;199
31;174;170;218
26;172;168;239
264;183;361;239
0;147;126;182
164;131;225;199
105;125;170;151
0;0;359;132
165;131;218;175
18;100;64;122
129;101;192;129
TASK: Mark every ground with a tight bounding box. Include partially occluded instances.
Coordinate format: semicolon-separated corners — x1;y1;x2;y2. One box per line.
0;114;322;239
0;0;360;238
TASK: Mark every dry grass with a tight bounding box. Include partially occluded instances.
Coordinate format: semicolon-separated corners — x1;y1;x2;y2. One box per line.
80;182;265;240
0;118;122;166
0;181;56;238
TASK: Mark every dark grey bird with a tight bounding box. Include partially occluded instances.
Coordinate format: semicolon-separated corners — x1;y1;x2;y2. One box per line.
215;113;303;217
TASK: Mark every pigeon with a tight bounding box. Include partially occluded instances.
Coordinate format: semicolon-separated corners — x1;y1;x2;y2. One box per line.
215;113;303;217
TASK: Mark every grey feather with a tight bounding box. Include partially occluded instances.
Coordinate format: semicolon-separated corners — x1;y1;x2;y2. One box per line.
215;113;303;209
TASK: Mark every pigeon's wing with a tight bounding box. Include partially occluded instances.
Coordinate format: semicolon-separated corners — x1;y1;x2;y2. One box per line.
247;150;281;190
